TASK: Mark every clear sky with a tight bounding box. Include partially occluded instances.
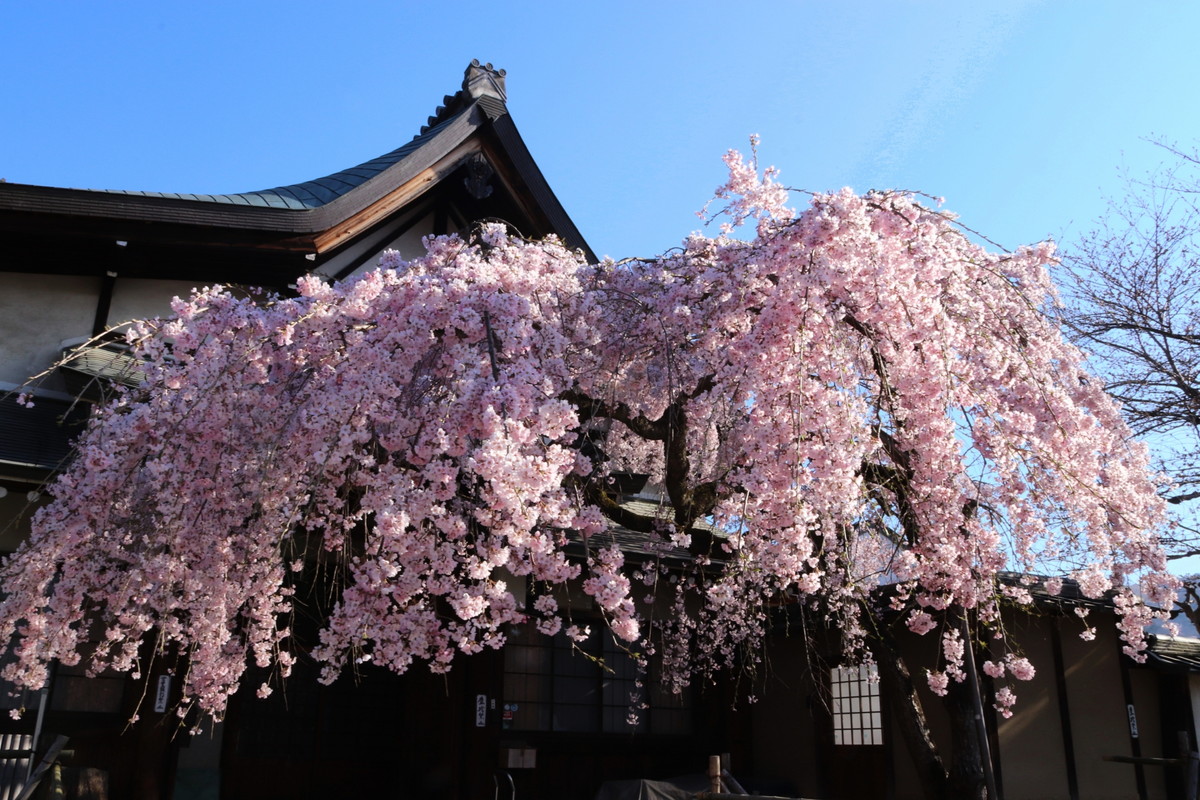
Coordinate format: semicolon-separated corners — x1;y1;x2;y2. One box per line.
4;1;1199;262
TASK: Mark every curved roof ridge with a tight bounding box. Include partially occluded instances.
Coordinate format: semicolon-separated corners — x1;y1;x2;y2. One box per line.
82;61;511;211
0;61;602;260
94;108;472;211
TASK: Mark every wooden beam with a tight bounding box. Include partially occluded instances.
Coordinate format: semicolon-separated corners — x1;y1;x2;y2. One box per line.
311;140;482;253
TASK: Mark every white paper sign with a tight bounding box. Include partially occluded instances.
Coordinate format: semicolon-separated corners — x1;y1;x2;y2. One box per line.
476;694;487;727
154;675;172;713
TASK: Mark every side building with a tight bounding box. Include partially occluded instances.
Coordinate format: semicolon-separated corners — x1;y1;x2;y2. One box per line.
749;579;1200;800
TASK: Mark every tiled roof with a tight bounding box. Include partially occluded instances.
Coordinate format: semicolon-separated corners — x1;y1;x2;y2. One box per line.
13;60;510;216
93;114;465;210
1147;634;1200;673
567;493;718;563
0;61;595;269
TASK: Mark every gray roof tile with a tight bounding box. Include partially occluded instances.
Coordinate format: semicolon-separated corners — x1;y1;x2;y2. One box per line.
89;110;466;211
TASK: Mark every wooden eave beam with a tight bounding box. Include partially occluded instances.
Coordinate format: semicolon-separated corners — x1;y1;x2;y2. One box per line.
485;114;595;262
310;139;483;254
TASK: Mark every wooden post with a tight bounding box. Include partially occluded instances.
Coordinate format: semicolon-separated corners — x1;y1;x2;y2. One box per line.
1178;731;1199;800
708;755;722;795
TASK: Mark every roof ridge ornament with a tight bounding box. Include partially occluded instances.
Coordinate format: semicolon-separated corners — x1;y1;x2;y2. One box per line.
463;59;507;102
418;61;506;135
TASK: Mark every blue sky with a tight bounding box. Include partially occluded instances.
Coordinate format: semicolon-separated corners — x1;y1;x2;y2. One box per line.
4;2;1199;261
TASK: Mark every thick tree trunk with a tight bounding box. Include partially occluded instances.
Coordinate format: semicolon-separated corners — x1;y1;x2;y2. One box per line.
944;674;989;800
862;611;950;800
862;606;993;800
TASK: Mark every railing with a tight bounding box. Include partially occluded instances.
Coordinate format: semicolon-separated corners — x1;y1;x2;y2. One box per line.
1104;731;1199;800
0;734;32;800
494;770;516;800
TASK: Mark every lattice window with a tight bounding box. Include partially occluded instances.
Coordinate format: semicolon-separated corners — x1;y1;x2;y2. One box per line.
503;623;691;735
831;664;882;746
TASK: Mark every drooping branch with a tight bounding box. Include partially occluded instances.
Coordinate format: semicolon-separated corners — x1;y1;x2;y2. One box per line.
1060;146;1200;570
559;387;668;441
0;163;1175;744
845;308;925;547
561;375;719;533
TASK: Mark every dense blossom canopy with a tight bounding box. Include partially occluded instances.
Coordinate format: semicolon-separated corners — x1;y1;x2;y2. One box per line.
0;151;1177;720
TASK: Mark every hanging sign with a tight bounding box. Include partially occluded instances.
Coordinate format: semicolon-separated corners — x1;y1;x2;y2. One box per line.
476;694;487;727
154;675;172;713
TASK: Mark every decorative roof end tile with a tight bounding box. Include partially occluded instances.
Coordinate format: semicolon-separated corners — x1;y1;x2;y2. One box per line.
463;59;507;102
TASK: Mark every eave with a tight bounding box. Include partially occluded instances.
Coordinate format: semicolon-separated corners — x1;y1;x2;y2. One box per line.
0;64;595;284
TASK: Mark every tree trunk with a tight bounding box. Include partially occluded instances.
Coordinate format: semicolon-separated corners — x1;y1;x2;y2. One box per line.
944;673;989;800
862;610;950;800
862;605;993;800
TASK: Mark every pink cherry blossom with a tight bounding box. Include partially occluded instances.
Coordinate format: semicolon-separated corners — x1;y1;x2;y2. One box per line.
994;686;1017;719
0;147;1176;722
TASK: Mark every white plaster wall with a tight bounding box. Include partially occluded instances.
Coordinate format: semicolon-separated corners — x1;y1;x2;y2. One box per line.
315;211;436;281
107;278;201;329
382;215;438;261
0;274;204;391
0;273;100;388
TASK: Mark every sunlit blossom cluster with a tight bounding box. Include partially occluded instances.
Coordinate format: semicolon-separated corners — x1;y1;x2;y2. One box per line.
0;150;1176;720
